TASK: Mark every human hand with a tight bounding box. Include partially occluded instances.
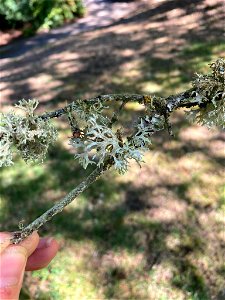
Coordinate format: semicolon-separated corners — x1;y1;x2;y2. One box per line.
0;232;59;300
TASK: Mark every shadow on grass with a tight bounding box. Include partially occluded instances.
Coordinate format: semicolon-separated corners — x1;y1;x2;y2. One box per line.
1;109;224;299
1;1;224;298
1;107;224;299
1;0;224;106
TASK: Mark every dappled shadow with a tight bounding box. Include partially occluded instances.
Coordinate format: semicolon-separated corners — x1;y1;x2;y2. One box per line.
1;0;224;299
0;143;83;230
1;0;224;106
0;0;138;56
1;113;224;298
153;116;225;167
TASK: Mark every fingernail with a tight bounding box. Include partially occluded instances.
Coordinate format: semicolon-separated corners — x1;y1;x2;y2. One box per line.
46;238;53;247
37;237;53;249
0;248;26;288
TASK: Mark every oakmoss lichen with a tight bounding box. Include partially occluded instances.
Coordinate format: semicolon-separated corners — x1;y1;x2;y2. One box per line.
69;113;155;174
186;58;225;129
0;59;224;171
0;99;57;167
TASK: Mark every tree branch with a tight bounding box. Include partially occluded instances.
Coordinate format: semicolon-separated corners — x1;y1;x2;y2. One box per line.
3;58;223;244
11;161;112;244
39;89;197;121
10;88;222;244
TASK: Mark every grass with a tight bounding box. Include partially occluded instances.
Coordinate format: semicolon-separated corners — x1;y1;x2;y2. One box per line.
1;96;224;299
1;1;225;298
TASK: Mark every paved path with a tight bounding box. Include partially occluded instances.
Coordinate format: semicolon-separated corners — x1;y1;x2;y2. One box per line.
1;0;224;105
0;0;139;58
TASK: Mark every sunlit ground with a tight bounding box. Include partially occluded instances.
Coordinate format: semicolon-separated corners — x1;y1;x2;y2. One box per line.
0;0;225;299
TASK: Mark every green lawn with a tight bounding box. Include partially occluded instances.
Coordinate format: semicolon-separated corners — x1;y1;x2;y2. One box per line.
0;2;225;299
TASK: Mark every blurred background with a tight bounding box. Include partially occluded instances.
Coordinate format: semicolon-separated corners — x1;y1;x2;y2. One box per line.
0;0;225;299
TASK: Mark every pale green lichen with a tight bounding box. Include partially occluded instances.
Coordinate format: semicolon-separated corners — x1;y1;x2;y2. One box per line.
186;58;225;128
70;115;132;174
70;112;164;174
70;99;109;127
1;59;224;172
0;99;57;167
187;98;224;129
69;113;131;173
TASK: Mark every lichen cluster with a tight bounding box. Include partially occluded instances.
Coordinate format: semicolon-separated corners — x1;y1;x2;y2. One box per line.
0;59;224;172
70;98;108;126
186;58;225;128
69;111;160;174
0;99;57;167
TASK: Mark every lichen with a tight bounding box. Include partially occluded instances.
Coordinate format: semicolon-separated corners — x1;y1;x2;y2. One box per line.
69;113;154;174
1;59;224;173
69;110;165;174
193;58;224;100
0;99;57;167
186;58;225;129
67;96;166;173
187;97;224;129
70;99;108;125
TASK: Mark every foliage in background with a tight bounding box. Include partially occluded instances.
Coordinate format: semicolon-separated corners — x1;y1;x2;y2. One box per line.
0;0;85;35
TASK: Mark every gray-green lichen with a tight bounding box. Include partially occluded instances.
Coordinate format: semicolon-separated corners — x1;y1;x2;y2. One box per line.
69;113;154;174
0;99;57;167
186;58;225;128
68;95;167;174
3;58;224;245
1;59;224;173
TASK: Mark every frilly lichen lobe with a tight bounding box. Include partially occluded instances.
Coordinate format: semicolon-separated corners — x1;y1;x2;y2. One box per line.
0;59;224;171
186;58;225;129
0;99;57;167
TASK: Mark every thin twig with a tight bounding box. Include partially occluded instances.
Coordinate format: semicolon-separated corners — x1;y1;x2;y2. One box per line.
39;89;197;121
11;88;219;244
109;100;129;128
11;162;112;244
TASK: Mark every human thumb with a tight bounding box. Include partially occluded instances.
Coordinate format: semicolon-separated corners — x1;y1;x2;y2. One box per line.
0;232;39;300
0;246;27;299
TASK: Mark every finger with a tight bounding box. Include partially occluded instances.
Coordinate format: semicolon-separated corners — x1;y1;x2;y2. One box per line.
0;231;39;257
26;237;59;271
0;233;11;254
0;244;27;300
16;231;39;257
0;232;39;300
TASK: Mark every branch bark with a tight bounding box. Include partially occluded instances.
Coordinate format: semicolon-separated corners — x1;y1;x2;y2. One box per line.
11;88;215;244
39;89;197;121
11;162;112;244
